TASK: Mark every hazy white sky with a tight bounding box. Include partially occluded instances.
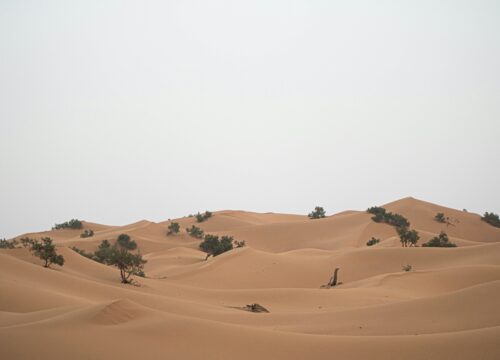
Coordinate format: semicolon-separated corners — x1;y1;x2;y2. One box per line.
1;0;499;238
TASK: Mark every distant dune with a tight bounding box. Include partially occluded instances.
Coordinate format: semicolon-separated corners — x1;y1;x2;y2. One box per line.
1;197;500;359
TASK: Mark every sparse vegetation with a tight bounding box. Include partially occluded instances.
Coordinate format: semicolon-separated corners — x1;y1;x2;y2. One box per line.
186;225;204;239
20;237;34;248
402;264;412;272
167;222;180;235
0;238;17;249
366;237;380;246
234;240;246;248
434;212;446;223
367;207;409;228
196;211;213;223
199;234;234;260
397;227;420;247
308;206;326;219
71;246;94;259
116;234;137;250
367;206;418;247
94;240;113;264
29;237;65;268
422;231;457;247
80;229;94;238
434;212;457;227
108;243;147;284
481;212;500;228
53;219;83;230
72;235;146;283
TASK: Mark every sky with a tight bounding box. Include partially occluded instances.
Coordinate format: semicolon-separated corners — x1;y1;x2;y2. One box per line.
0;0;499;238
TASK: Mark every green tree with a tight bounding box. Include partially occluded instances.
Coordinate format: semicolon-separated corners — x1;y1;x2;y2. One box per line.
196;211;213;223
422;231;457;247
94;240;113;264
199;234;233;260
53;219;83;230
108;245;147;283
434;212;446;223
481;212;500;228
366;207;409;228
397;228;419;247
186;225;204;239
0;238;17;249
308;206;326;219
167;222;180;235
30;237;65;268
116;234;137;250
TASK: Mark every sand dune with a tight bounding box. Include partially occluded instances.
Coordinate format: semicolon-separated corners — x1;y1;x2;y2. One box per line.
1;197;500;359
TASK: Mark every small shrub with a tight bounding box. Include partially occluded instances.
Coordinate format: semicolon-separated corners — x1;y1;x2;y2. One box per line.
402;264;412;272
80;229;94;238
199;234;233;259
434;213;446;223
71;246;94;259
29;237;65;268
0;238;17;249
196;211;213;223
366;237;380;246
234;240;246;248
308;206;326;219
186;225;204;239
53;219;83;230
481;212;500;228
167;222;180;235
422;231;457;247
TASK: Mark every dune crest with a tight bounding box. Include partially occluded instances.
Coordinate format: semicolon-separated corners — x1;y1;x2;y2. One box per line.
1;197;500;359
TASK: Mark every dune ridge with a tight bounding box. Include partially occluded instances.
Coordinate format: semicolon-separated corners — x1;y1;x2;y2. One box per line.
1;197;500;359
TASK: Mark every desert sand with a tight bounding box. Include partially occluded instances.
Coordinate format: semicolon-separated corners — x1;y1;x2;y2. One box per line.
1;197;500;359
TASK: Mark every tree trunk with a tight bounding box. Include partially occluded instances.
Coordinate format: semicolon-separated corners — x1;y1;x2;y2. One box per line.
328;267;340;287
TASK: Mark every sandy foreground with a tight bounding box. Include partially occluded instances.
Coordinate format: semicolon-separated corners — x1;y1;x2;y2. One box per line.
1;197;500;359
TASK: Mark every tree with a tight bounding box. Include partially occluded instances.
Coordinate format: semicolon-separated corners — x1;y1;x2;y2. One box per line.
422;231;457;247
116;234;137;250
53;219;83;230
108;246;147;284
196;211;213;223
71;237;147;283
366;237;380;246
0;238;17;249
366;207;409;228
167;222;180;235
186;225;204;239
94;240;113;264
397;227;419;247
481;212;500;228
308;206;326;219
199;234;233;260
30;237;65;268
434;212;446;223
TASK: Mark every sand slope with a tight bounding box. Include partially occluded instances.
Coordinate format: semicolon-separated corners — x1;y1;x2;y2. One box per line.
1;197;500;359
